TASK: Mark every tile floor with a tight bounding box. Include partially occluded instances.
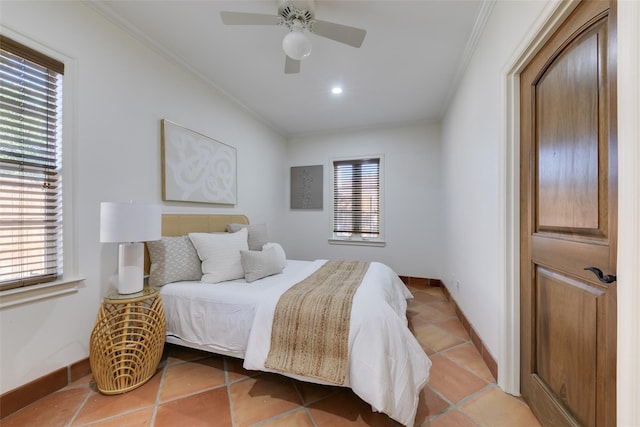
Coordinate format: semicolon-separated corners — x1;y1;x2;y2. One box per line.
2;284;542;427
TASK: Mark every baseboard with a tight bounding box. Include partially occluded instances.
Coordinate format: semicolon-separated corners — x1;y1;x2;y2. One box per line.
439;284;499;381
0;357;91;419
400;275;496;378
398;275;443;288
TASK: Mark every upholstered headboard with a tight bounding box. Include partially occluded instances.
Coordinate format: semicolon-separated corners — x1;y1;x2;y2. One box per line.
144;214;249;274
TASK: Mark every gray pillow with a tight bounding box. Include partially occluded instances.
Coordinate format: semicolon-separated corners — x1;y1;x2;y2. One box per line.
227;223;268;251
147;235;202;286
240;247;283;283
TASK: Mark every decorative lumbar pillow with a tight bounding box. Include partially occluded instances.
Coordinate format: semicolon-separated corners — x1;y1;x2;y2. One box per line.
227;223;268;251
262;242;286;270
188;228;248;283
146;235;202;287
240;247;283;283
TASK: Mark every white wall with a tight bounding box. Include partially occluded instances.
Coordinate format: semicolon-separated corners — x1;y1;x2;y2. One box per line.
440;1;548;358
0;1;287;394
285;123;443;279
616;2;640;423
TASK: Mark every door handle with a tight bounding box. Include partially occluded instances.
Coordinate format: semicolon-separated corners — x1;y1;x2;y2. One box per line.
584;267;617;283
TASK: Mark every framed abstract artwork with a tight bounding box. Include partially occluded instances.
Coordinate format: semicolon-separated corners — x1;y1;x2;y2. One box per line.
290;165;323;209
161;119;237;205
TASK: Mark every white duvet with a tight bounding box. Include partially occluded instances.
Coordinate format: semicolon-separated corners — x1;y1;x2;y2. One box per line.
160;260;431;426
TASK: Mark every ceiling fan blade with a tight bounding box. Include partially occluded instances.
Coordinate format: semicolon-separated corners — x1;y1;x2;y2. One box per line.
220;11;281;25
312;19;366;48
284;56;300;74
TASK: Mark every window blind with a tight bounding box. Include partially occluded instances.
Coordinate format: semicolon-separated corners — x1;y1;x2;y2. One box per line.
333;158;380;236
0;36;64;291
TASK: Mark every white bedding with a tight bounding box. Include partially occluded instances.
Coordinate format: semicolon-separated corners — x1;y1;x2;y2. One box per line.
160;260;316;357
160;259;431;426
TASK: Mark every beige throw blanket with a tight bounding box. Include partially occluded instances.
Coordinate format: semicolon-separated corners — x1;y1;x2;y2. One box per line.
264;260;370;385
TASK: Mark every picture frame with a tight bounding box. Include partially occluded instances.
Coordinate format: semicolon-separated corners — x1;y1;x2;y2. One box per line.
290;165;323;209
161;119;237;205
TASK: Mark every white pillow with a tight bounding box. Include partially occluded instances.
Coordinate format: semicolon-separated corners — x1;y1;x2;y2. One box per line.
188;228;248;283
240;247;283;283
227;223;268;251
262;242;286;269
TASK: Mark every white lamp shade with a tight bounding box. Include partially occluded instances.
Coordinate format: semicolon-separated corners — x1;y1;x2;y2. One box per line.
100;202;161;243
282;30;312;60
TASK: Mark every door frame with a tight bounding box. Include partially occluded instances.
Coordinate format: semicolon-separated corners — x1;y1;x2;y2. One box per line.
500;0;640;424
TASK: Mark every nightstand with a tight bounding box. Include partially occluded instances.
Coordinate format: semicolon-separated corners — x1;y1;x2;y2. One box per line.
89;286;166;394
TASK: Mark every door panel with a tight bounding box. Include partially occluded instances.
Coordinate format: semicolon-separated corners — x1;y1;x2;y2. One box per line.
535;267;601;427
537;31;600;231
520;1;617;426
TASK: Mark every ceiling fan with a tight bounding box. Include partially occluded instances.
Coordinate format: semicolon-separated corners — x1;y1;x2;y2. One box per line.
220;0;367;74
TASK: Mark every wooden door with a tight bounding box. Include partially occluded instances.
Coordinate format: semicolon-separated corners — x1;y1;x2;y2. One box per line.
520;1;617;426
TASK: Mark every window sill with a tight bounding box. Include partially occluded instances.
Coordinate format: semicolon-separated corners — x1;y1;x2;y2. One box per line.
0;277;84;309
328;238;386;247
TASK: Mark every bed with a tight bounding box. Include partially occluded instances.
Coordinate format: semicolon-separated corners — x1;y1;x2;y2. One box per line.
144;214;431;426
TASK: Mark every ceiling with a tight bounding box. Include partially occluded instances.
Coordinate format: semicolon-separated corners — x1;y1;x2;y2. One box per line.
88;0;490;136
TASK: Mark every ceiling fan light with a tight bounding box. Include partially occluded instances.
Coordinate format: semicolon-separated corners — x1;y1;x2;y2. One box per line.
282;30;312;60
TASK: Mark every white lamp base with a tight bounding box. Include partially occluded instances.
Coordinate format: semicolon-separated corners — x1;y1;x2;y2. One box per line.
118;242;144;294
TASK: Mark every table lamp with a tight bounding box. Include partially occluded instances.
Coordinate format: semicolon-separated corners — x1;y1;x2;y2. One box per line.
100;201;161;294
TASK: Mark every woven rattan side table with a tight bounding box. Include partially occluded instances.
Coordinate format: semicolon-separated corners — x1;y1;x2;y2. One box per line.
89;287;165;394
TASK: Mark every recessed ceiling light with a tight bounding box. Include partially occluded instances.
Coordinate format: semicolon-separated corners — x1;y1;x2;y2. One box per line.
331;87;343;95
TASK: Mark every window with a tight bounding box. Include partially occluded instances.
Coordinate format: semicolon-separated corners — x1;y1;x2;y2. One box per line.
0;36;65;291
331;156;384;246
